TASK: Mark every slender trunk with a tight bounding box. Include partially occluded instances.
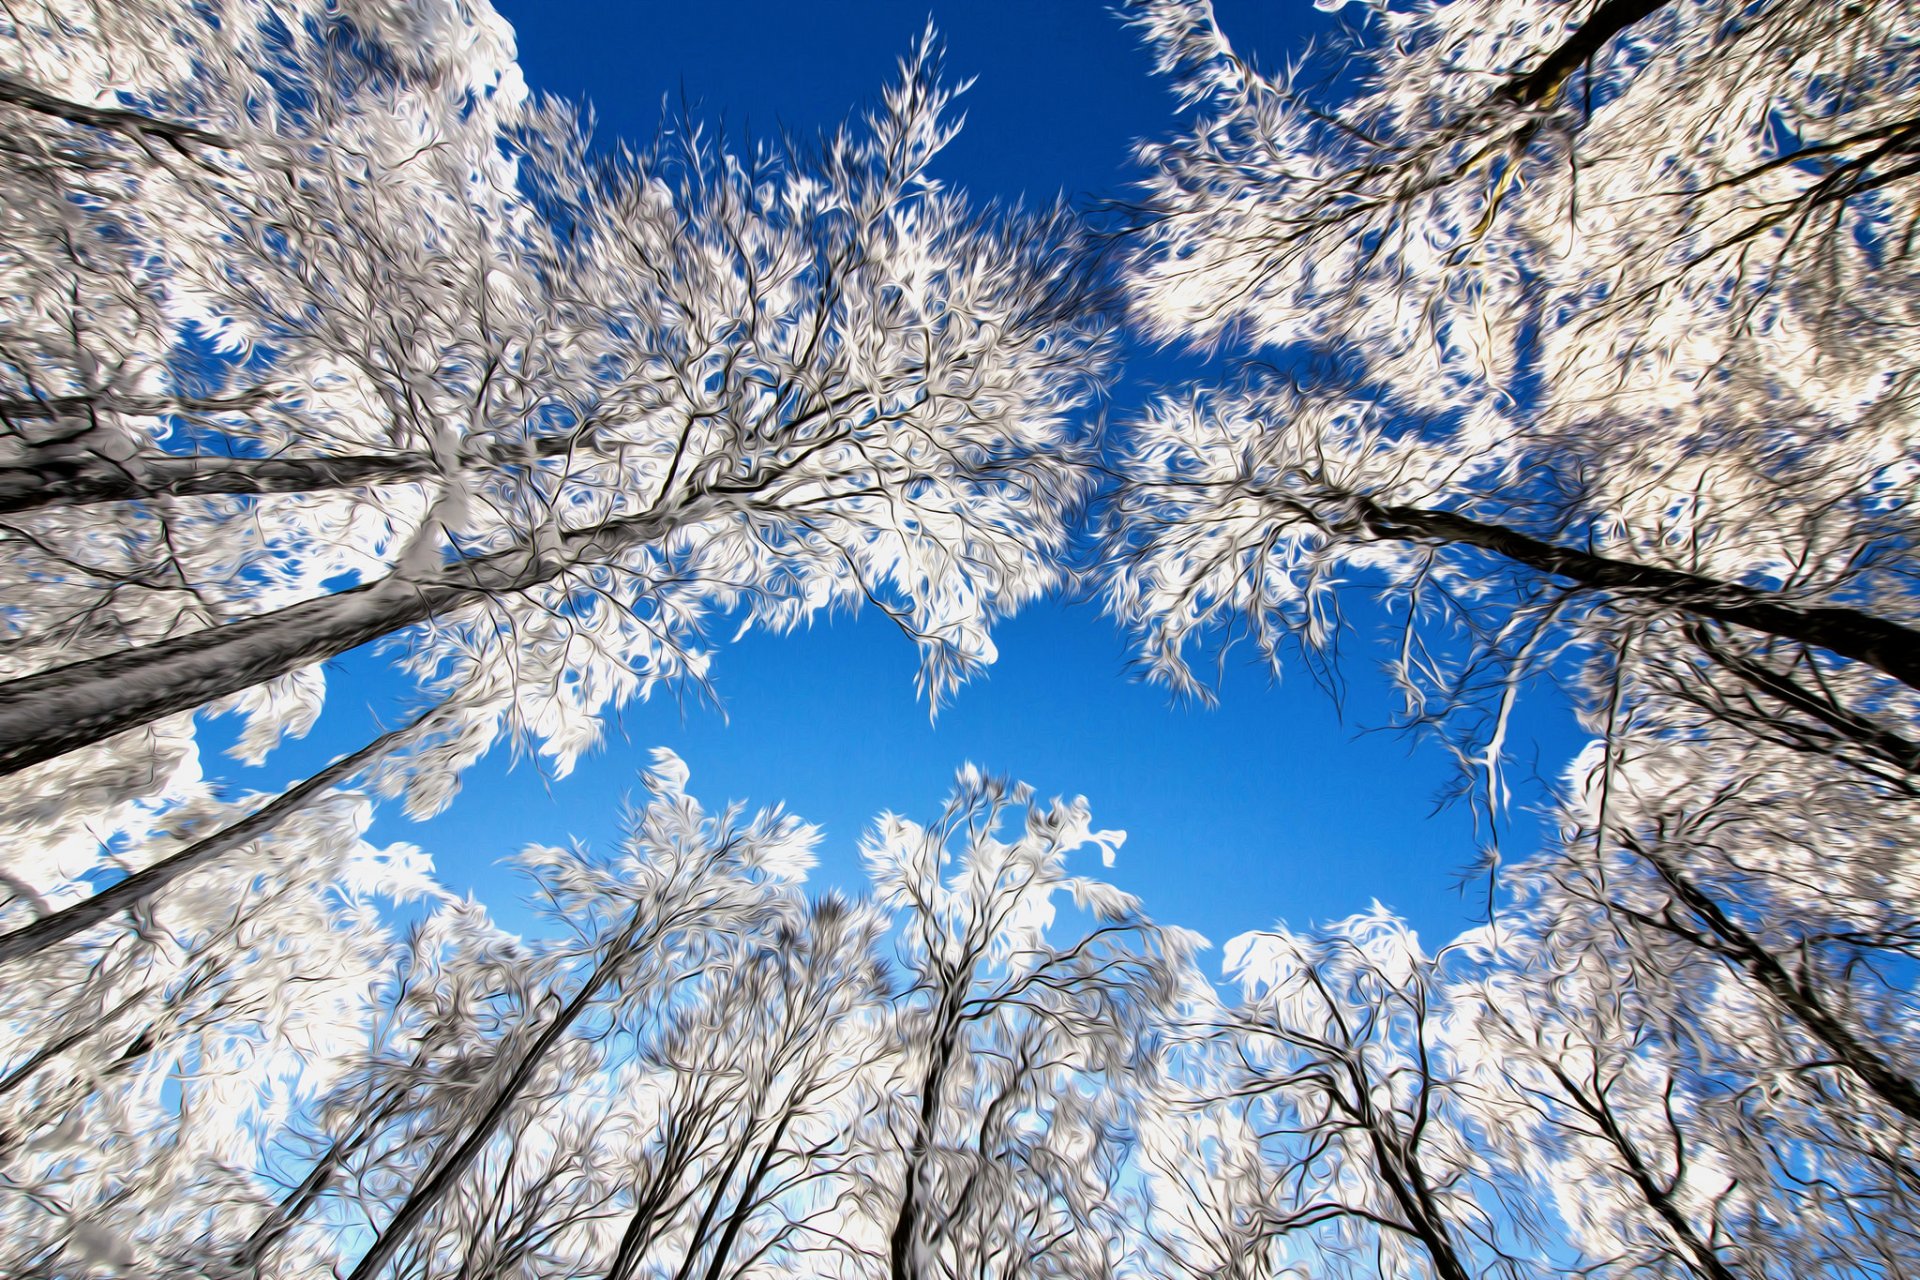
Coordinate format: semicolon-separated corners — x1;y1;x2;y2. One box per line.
0;990;145;1096
1363;1122;1473;1280
1626;836;1920;1125
0;706;432;967
345;913;644;1280
1347;496;1920;693
1684;623;1920;774
669;1107;766;1280
604;1131;695;1280
695;1106;796;1280
234;1086;410;1271
0;72;232;148
1553;1065;1742;1280
0;495;705;777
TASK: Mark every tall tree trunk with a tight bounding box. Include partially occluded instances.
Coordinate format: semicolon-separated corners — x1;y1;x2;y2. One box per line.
233;1085;414;1272
0;450;436;514
345;912;644;1280
668;1105;769;1280
695;1106;796;1280
605;1113;708;1280
1361;1120;1473;1280
1344;495;1920;693
0;704;435;966
888;1012;961;1280
1547;1063;1743;1280
0;71;231;147
1624;836;1920;1125
0;431;582;514
0;496;710;777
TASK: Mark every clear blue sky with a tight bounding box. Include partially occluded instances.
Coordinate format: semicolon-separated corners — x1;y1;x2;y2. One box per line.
223;1;1580;953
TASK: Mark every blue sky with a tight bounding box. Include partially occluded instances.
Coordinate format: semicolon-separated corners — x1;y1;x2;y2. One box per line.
243;0;1581;953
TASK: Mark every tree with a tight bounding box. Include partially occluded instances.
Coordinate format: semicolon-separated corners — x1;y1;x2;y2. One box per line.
860;766;1203;1280
1107;0;1920;811
1504;706;1920;1276
334;749;813;1280
1188;908;1530;1280
1448;911;1765;1280
0;0;1108;960
0;783;437;1278
0;0;1105;775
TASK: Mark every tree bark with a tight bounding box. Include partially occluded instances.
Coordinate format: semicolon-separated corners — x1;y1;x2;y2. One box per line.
1625;836;1920;1126
1547;1062;1743;1280
1505;0;1673;106
1347;496;1920;694
0;496;707;777
0;72;232;148
0;450;435;514
696;1107;796;1280
0;432;581;514
888;1010;961;1280
1683;623;1920;775
0;705;435;967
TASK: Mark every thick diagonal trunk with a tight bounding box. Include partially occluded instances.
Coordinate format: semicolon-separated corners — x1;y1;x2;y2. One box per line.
0;431;580;514
0;450;435;514
1504;0;1674;106
1347;496;1920;693
0;497;710;777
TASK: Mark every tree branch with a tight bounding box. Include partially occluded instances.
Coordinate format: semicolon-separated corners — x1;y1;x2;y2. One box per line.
0;73;233;150
1345;495;1920;694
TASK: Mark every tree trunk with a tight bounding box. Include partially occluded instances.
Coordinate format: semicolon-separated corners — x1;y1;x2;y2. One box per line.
695;1106;796;1280
344;913;643;1280
1362;1121;1473;1280
1348;496;1920;693
1504;0;1673;106
0;450;436;514
0;71;231;147
0;705;435;967
1552;1063;1743;1280
0;431;582;514
1625;836;1920;1126
888;1015;960;1280
0;496;708;777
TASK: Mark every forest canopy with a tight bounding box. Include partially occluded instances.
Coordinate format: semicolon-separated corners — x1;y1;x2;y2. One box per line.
2;0;1917;1277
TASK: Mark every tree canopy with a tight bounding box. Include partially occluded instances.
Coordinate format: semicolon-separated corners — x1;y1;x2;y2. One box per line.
2;0;1917;1277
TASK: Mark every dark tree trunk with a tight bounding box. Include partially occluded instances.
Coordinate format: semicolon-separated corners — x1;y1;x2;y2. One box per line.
0;706;435;967
1504;0;1674;106
1626;836;1920;1126
1349;496;1920;693
345;913;642;1280
0;450;436;514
